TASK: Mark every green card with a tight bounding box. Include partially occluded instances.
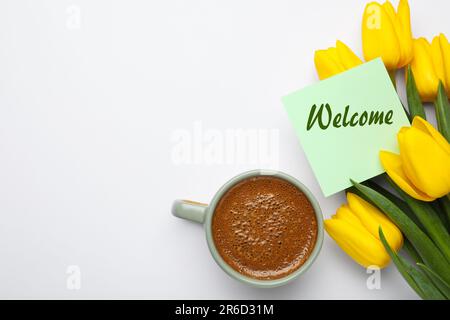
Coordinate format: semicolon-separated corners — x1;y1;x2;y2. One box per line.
283;59;410;197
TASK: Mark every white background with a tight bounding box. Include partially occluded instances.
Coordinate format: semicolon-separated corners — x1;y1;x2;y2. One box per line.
0;0;448;299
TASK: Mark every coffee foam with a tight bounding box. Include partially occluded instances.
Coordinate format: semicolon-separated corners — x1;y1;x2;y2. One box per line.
212;176;317;280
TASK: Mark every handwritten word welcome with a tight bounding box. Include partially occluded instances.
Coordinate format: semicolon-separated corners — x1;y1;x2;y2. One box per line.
306;104;394;131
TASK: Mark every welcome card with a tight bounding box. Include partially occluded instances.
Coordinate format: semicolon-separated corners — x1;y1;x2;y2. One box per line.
283;59;410;197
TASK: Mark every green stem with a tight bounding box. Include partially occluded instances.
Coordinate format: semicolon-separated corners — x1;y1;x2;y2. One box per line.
364;178;423;230
352;181;450;284
441;195;450;231
433;199;450;232
380;228;445;300
387;178;450;264
406;65;426;120
403;238;423;264
435;82;450;142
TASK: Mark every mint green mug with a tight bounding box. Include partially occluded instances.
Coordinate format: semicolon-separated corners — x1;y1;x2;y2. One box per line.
171;169;324;288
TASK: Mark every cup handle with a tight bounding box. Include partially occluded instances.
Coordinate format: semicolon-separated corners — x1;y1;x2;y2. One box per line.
171;200;208;224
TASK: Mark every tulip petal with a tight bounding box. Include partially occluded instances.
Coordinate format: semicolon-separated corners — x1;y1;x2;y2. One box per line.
396;0;414;67
410;38;440;102
379;150;434;201
382;1;396;22
398;126;450;199
325;219;391;268
412;117;450;156
314;48;345;80
431;36;447;89
347;193;403;251
362;2;400;70
438;34;450;96
334;204;363;229
335;40;363;70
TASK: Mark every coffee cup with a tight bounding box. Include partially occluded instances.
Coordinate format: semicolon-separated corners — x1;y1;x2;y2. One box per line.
171;169;324;288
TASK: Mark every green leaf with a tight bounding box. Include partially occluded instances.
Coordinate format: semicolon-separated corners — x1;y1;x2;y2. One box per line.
432;199;450;232
440;195;450;232
364;178;423;230
435;81;450;142
379;228;425;298
351;181;450;284
406;66;426;120
417;263;450;299
380;228;445;300
403;239;423;264
387;177;450;264
401;101;412;123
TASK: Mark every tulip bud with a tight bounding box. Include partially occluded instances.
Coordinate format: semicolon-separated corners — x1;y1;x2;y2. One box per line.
380;117;450;201
314;41;363;80
410;34;450;101
362;0;413;70
325;193;403;268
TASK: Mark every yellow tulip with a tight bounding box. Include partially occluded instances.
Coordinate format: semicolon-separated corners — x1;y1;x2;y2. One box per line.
325;193;403;268
362;0;413;70
410;34;450;102
380;117;450;202
314;40;363;80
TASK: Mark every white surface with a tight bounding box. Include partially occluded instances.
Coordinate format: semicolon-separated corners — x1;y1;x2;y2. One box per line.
0;0;447;299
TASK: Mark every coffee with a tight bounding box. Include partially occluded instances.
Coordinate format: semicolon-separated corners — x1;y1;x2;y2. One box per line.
212;176;318;280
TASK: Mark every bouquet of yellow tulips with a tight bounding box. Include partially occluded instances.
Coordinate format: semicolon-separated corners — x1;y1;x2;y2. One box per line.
315;0;450;300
